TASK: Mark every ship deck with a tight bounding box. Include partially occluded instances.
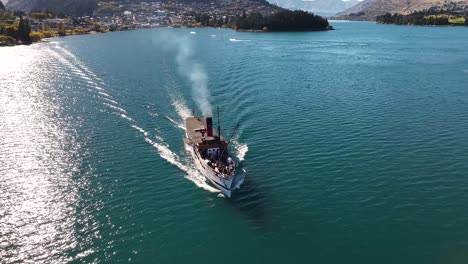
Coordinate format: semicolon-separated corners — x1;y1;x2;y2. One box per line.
185;116;225;145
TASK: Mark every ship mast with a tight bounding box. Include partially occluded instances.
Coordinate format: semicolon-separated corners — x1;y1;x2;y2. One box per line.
218;123;239;161
217;106;221;158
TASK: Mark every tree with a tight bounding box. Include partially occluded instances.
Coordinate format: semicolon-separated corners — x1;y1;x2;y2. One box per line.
92;22;101;32
13;11;25;17
236;10;329;31
200;14;210;26
376;13;393;24
3;21;18;39
0;10;14;21
0;22;7;34
465;16;468;26
29;31;44;42
30;12;49;20
0;35;15;46
17;16;32;44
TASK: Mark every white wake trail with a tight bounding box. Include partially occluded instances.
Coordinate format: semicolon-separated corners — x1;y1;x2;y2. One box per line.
132;125;148;136
52;44;105;83
171;97;192;120
49;44;219;194
145;137;219;193
103;102;128;114
229;38;251;42
165;116;185;131
232;138;249;162
165;95;192;130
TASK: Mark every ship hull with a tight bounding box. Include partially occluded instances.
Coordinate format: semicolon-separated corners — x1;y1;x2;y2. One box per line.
185;139;245;198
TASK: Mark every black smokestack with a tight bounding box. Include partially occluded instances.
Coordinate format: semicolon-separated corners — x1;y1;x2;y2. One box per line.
206;117;213;137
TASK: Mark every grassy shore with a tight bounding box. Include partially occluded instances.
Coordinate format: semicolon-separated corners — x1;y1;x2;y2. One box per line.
0;28;109;47
426;15;466;25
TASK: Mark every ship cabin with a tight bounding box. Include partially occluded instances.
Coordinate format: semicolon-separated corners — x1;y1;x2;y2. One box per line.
186;116;227;159
185;116;235;175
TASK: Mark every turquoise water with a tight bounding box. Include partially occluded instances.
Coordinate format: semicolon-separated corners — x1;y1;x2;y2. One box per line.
1;22;468;263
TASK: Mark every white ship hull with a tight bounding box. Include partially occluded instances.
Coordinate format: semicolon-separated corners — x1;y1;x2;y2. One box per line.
186;140;245;198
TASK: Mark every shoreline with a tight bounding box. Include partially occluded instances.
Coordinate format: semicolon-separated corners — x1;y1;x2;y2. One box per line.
0;28;125;47
2;19;465;48
236;26;333;32
377;21;467;27
1;24;336;47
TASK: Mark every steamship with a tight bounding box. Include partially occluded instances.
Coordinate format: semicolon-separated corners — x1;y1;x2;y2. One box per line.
185;114;245;197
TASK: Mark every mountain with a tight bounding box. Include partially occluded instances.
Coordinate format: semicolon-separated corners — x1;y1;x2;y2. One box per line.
0;0;5;11
5;0;278;16
269;0;361;16
5;0;97;15
336;0;468;20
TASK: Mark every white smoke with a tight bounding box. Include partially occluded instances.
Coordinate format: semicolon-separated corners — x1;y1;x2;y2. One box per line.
188;63;211;117
155;31;212;117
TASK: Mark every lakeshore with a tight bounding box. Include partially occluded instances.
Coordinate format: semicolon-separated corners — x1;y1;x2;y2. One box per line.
0;0;279;46
1;0;337;47
1;11;333;47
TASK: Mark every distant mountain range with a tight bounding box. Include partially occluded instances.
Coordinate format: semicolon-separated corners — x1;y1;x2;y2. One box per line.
0;1;5;11
269;0;361;16
336;0;468;20
4;0;278;16
5;0;97;15
6;0;466;20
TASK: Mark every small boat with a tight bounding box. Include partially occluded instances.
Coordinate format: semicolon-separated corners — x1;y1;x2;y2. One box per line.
185;111;245;197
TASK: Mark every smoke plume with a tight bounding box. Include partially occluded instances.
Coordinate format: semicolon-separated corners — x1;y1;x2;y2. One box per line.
155;31;212;117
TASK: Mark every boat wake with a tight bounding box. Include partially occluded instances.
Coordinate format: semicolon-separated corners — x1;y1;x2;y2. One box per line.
232;138;249;162
47;43;219;194
47;43;246;196
229;38;251;42
165;116;186;131
171;96;192;119
145;137;220;193
131;125;148;136
119;104;220;193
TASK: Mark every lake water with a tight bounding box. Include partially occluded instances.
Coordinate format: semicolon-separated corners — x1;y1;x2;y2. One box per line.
1;22;468;264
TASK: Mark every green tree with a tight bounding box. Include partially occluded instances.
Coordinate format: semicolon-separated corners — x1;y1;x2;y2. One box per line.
30;12;49;20
3;21;18;39
0;10;15;21
17;16;32;44
236;10;329;31
377;10;453;26
13;11;26;17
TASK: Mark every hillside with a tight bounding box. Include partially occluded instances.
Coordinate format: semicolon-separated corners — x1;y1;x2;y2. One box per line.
336;0;468;20
270;0;360;16
5;0;278;16
0;0;5;11
5;0;97;15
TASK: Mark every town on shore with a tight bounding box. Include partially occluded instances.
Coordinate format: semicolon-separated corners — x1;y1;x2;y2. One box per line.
0;0;334;47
